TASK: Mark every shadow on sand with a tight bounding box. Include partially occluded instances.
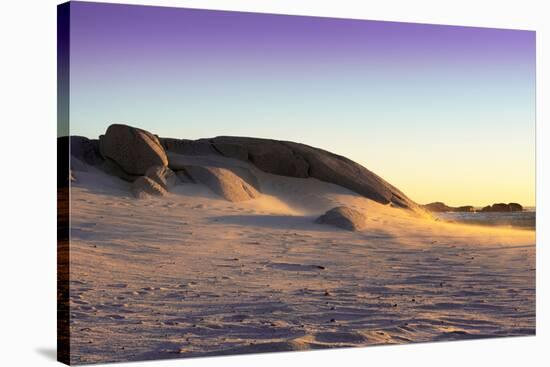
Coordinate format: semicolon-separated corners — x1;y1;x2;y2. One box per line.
209;214;338;232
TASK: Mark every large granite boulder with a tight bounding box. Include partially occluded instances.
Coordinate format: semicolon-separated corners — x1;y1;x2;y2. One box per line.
160;136;419;211
99;124;168;175
132;176;167;199
316;206;367;231
184;165;259;202
98;158;141;182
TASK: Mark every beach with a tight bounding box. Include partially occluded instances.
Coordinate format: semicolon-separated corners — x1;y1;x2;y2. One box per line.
67;154;535;364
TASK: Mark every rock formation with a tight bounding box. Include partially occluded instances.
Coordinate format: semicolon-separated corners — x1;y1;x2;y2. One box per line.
99;124;168;175
481;203;523;212
316;206;367;231
145;165;178;190
423;202;474;213
132;176;167;199
160;136;420;211
184;166;259;202
65;124;427;212
423;202;454;212
65;136;103;166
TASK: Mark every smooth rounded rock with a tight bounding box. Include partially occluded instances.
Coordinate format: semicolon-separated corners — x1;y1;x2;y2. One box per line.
100;124;168;175
185;165;259;202
316;206;367;231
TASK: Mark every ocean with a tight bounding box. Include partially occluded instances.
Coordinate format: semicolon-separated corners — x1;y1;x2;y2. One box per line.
434;208;536;230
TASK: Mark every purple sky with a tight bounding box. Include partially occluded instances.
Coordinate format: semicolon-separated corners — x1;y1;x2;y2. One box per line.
65;1;535;206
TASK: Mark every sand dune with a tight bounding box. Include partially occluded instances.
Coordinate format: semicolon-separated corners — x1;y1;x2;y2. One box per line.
67;154;535;364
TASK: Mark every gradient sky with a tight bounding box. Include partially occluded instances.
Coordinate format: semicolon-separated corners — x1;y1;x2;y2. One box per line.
66;1;536;206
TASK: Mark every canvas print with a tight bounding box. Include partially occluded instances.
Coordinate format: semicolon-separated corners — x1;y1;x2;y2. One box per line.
57;1;536;365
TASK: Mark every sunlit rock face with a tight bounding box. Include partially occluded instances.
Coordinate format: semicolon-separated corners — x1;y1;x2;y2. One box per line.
160;136;422;213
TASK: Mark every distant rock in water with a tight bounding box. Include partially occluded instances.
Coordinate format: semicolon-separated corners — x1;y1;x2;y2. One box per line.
184;166;260;202
99;124;168;175
423;202;454;212
481;203;523;212
160;136;421;212
316;206;367;231
508;203;523;212
423;202;474;213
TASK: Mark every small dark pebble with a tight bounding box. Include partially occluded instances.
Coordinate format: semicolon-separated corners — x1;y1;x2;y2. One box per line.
330;318;336;323
316;265;326;270
393;304;398;307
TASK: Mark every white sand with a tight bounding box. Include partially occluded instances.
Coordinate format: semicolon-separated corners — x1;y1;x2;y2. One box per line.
68;155;535;364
